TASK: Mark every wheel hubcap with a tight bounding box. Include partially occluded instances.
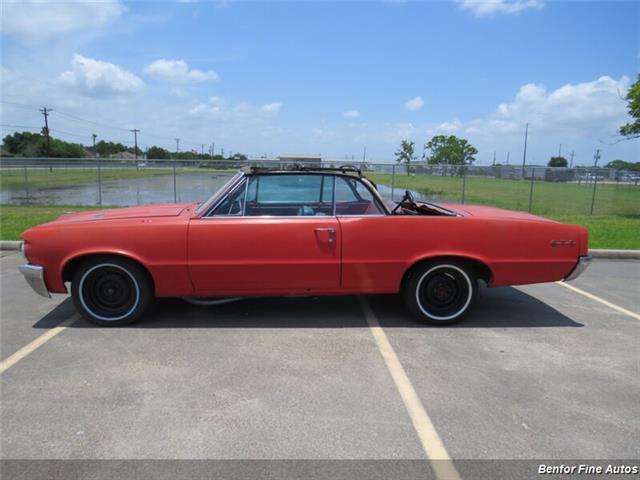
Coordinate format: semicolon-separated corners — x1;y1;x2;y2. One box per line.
80;264;139;321
416;265;472;321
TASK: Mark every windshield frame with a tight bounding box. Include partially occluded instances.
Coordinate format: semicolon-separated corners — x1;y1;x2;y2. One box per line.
194;172;244;215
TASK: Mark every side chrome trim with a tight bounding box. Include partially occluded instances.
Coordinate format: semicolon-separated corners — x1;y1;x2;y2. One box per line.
18;264;51;298
563;255;593;282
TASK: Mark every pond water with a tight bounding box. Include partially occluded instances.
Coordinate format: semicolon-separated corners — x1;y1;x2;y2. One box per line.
0;172;426;207
0;173;233;206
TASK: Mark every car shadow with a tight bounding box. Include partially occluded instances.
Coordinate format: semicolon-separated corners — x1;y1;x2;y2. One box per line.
33;284;582;329
371;284;583;328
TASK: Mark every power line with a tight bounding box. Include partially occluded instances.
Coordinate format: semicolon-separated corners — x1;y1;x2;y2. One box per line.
0;100;39;110
0;124;41;130
2;98;220;152
54;110;131;133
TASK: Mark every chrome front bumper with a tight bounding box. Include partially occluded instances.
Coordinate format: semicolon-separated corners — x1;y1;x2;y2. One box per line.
18;264;51;298
563;255;593;282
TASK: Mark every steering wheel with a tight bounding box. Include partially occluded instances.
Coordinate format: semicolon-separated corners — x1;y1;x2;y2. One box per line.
392;189;417;214
401;189;415;204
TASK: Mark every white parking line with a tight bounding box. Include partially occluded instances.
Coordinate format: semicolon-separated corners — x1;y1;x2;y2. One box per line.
359;296;461;480
557;282;640;321
0;316;78;374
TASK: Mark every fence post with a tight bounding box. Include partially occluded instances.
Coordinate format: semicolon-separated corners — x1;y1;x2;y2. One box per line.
528;167;535;213
461;168;467;204
97;157;103;207
391;165;396;201
23;164;29;205
590;171;598;215
173;161;177;203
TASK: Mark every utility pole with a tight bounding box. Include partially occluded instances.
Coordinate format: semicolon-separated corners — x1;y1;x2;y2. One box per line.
506;151;510;166
558;144;562;157
593;149;601;167
362;146;367;162
130;129;140;159
201;144;205;156
40;107;52;155
94;134;102;206
212;142;215;157
521;122;529;176
175;138;180;155
492;151;496;166
570;151;575;168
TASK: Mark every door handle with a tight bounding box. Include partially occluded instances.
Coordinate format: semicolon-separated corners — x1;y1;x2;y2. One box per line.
314;227;336;243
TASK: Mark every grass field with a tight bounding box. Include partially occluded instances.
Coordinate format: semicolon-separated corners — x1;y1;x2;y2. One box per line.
1;204;638;249
0;204;98;240
367;172;640;217
0;167;180;190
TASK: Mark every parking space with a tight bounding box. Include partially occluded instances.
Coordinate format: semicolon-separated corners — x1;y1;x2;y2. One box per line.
1;252;638;477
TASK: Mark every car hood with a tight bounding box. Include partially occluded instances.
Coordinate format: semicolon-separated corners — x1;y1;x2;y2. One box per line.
439;203;557;222
50;203;195;224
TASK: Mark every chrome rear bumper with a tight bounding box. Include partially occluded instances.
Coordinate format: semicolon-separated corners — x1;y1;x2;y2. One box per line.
18;264;51;298
563;255;592;282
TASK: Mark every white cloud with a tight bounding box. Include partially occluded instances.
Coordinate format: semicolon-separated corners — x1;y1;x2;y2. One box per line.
1;0;126;42
492;75;630;132
188;97;282;118
382;122;417;143
58;54;144;97
261;102;282;113
458;0;543;17
343;110;360;118
145;59;219;83
404;96;424;112
436;120;462;133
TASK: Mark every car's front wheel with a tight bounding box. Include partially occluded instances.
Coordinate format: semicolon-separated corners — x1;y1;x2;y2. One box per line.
71;257;153;327
402;260;477;325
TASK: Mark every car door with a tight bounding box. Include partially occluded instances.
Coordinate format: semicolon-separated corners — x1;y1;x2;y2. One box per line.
188;173;341;295
333;175;397;292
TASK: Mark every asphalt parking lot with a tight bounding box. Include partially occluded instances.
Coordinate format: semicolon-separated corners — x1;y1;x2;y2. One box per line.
1;251;638;479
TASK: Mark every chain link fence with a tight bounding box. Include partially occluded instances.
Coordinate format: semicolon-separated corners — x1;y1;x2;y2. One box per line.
1;157;638;217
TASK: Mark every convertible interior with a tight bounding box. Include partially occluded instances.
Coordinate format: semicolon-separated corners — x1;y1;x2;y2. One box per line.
391;190;459;217
244;200;379;216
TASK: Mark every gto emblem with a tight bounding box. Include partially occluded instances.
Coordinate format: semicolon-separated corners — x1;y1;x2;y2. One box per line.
550;240;576;246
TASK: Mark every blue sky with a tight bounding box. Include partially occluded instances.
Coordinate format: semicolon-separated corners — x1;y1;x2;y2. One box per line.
1;0;638;165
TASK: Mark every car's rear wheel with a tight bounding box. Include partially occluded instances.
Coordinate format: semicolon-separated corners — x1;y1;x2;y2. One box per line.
71;257;153;327
402;260;477;325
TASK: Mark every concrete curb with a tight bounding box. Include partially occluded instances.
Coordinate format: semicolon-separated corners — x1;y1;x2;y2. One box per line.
1;241;21;251
0;239;638;259
589;249;640;260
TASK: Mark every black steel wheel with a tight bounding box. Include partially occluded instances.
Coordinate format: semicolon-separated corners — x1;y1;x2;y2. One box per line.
71;257;153;327
402;260;477;325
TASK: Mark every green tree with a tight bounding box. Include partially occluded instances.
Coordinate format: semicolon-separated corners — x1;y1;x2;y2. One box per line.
147;146;170;159
620;74;640;139
423;135;478;165
548;156;568;167
48;138;85;158
94;140;128;157
2;131;85;157
3;131;43;156
605;159;640;171
394;140;416;174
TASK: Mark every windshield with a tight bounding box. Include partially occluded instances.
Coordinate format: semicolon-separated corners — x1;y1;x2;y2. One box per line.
194;172;242;215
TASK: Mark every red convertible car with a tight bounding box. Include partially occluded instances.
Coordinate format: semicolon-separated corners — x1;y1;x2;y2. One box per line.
19;166;591;326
